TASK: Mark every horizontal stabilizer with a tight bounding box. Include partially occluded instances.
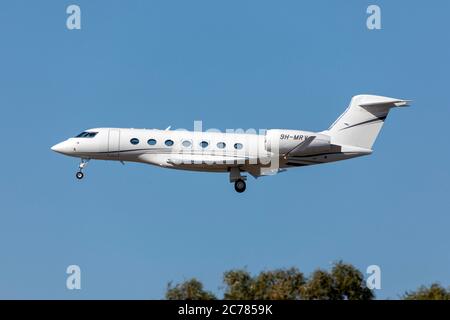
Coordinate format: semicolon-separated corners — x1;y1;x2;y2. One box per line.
359;99;411;108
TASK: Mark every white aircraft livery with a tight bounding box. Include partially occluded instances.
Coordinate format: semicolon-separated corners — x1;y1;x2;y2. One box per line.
52;94;409;193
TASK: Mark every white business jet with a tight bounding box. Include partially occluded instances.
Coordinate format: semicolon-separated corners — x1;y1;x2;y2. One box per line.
51;94;409;193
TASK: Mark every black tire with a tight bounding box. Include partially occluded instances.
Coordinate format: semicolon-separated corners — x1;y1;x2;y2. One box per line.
234;179;246;193
76;172;84;180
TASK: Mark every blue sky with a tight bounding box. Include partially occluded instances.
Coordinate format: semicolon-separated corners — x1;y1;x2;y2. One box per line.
0;0;449;299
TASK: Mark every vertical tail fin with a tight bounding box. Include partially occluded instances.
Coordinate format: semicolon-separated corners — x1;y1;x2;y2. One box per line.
326;95;410;150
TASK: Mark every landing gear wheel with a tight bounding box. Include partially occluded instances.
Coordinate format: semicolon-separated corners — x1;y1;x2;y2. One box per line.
76;171;84;180
234;179;246;193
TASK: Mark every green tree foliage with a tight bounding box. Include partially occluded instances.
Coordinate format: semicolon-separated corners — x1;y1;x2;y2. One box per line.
165;262;447;300
402;283;450;300
301;262;373;300
302;269;337;300
223;268;305;300
165;278;217;300
330;261;374;300
253;268;306;300
223;269;254;300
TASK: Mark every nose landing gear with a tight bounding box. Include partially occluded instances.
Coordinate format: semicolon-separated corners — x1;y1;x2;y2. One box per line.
76;159;89;180
76;171;84;180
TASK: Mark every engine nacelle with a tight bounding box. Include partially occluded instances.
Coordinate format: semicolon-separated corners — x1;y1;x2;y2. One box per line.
265;129;331;156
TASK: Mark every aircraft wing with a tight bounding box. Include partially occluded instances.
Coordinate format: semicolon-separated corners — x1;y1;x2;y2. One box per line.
286;136;316;156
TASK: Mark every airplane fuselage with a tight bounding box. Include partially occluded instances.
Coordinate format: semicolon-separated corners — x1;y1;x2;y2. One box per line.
51;95;409;192
52;127;369;177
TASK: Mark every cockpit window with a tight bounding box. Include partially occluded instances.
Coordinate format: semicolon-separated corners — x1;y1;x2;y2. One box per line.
76;132;98;138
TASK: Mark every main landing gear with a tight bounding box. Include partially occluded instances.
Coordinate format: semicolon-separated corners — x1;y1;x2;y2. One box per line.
76;158;89;180
230;167;247;193
234;179;246;193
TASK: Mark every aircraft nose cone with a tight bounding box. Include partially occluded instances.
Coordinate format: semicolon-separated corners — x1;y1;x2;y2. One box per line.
51;141;71;154
51;142;62;152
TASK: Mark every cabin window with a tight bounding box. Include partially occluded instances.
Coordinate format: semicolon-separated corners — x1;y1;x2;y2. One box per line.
130;138;140;145
200;141;209;148
182;140;192;148
76;132;98;138
165;139;174;147
234;143;243;150
147;139;157;146
217;142;226;149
